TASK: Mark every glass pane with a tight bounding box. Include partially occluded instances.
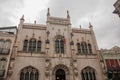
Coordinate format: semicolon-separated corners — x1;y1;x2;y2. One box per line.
30;72;34;80
37;41;41;52
20;72;24;80
60;40;64;53
25;72;29;80
55;40;59;53
35;72;39;80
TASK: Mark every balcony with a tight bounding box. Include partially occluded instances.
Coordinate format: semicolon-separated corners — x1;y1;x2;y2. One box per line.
0;70;5;77
0;48;10;55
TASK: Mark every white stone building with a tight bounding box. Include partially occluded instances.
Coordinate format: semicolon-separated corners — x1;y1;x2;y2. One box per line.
0;9;104;80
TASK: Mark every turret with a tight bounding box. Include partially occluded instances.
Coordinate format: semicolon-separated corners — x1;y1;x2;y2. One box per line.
47;8;50;17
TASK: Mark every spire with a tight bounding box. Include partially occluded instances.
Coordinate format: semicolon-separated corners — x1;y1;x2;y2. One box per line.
79;25;82;29
34;20;36;24
89;22;93;28
47;8;50;16
67;10;70;19
20;15;24;21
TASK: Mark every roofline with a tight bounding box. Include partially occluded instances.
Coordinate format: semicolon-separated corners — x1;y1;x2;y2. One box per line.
0;26;17;30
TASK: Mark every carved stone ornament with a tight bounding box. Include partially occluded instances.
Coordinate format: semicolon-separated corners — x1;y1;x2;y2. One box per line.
70;41;74;45
46;39;50;44
73;68;78;76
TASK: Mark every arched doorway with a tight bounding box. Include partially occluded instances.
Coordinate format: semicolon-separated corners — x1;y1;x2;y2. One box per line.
56;69;65;80
52;65;70;80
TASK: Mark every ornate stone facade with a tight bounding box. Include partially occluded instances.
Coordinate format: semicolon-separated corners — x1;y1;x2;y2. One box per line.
0;9;104;80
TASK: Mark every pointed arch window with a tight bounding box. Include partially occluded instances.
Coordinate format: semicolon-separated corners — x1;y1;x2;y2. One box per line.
84;42;88;54
77;43;81;53
20;66;39;80
29;39;36;52
23;40;28;51
55;39;64;54
81;42;88;54
88;43;92;53
37;40;42;52
81;42;85;53
81;67;96;80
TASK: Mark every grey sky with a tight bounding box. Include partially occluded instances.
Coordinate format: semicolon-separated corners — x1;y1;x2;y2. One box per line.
0;0;119;49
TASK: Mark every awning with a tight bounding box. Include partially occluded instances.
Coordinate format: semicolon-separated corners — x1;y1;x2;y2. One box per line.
105;59;120;71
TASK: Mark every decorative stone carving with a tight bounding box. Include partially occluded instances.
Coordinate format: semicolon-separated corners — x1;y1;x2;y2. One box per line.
73;68;78;76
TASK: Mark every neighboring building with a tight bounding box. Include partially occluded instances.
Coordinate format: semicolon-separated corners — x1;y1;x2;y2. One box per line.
0;9;104;80
113;0;120;17
99;46;120;80
0;26;17;80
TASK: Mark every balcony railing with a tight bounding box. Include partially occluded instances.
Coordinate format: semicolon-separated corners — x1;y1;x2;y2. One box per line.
0;48;10;55
0;70;5;77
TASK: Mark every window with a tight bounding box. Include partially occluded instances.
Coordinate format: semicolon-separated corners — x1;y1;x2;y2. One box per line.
2;40;11;54
0;58;7;70
81;42;86;53
37;41;42;52
0;58;6;77
84;42;88;54
55;39;59;53
88;43;92;53
0;40;11;54
77;42;92;54
55;39;64;53
60;40;64;53
23;40;28;51
77;43;81;53
0;40;4;53
81;67;96;80
20;66;39;80
29;39;36;52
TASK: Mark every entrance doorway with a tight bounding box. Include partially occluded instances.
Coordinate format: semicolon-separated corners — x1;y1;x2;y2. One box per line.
56;69;66;80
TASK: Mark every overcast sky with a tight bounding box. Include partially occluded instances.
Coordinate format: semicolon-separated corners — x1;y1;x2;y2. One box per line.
0;0;119;49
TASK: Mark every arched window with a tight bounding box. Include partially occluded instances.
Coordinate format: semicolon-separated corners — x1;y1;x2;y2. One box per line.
81;42;88;54
81;42;85;53
77;43;81;53
29;39;36;52
23;40;28;51
37;40;42;52
55;38;64;54
84;42;88;54
20;66;39;80
0;58;7;70
88;43;92;53
81;67;96;80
